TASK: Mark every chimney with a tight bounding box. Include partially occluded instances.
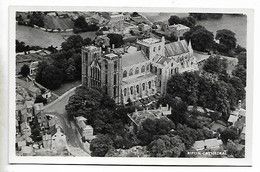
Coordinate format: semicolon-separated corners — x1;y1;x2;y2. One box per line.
238;100;242;109
135;108;137;112
112;44;115;50
159;104;162;110
166;104;169;110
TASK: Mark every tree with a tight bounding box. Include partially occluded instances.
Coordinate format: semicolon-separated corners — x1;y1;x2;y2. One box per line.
90;134;114;157
148;135;185;157
20;64;30;77
167;72;200;105
137;118;175;145
229;76;246;101
107;33;124;48
237;52;247;69
132;12;140;17
61;35;83;52
83;37;92;46
232;65;246;87
189;13;208;20
168;15;181;25
174;124;198;149
216;29;237;53
35;95;47;105
220;127;239;144
35;61;63;90
74;16;88;29
203;55;228;75
190;27;214;52
29;12;44;27
65;86;102;119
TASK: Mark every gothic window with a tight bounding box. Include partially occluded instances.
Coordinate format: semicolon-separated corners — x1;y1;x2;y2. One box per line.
129;69;133;76
130;86;133;95
124;88;127;96
114;74;117;85
104;85;108;95
123;70;127;78
114;86;117;97
148;81;151;89
105;74;108;84
159;80;161;87
153;47;156;52
136;85;139;93
158;45;161;50
141;65;145;73
154;67;157;74
146;65;149;71
135;67;139;74
142;83;145;91
114;61;117;71
171;63;173;67
159;68;162;75
175;67;179;74
171;69;173;75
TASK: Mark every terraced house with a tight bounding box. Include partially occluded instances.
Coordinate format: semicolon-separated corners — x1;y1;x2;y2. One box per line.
82;36;198;104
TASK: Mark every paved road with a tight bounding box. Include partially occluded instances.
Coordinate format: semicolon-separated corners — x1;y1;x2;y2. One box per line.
43;89;90;156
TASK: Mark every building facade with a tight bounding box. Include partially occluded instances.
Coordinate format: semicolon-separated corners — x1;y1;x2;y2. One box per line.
82;36;198;104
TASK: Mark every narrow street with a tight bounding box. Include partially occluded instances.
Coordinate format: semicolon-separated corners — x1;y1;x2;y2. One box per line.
43;89;90;156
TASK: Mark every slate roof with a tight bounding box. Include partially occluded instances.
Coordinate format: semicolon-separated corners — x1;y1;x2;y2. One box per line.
156;56;172;65
122;51;147;67
193;138;223;150
165;40;189;57
16;78;40;93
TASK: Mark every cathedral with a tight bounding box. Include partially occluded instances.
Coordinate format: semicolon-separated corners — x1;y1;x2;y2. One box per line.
82;36;198;104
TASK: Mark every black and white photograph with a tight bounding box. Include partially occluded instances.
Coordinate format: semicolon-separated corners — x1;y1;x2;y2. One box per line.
5;4;255;167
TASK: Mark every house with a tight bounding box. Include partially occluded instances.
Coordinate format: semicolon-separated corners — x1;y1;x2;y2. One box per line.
192;138;223;151
34;103;44;115
128;106;171;132
20;145;34;156
24;100;34;122
123;12;131;21
36;113;48;130
29;61;39;76
42;133;52;150
50;126;67;151
110;12;124;23
46;12;57;16
20;122;31;137
75;116;93;141
16;78;41;99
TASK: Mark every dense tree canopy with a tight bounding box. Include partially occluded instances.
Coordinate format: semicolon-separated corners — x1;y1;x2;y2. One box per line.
220;127;239;144
148;135;185;157
65;86;102;119
183;25;214;52
168;15;196;27
90;134;114;157
137;118;175;145
35;61;63;90
61;35;83;52
232;65;246;87
215;29;237;53
203;55;228;74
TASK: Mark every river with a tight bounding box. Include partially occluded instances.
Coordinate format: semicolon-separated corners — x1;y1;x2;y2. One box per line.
141;13;247;47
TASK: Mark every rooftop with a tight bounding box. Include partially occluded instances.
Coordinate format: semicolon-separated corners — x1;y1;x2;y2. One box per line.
193;138;223;150
137;37;161;45
122;51;148;67
169;24;190;30
165;40;189;57
122;73;156;85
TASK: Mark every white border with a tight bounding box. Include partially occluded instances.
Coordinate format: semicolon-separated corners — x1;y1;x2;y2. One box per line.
9;5;253;166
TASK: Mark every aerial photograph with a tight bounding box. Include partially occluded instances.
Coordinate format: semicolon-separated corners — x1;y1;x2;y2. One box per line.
15;11;247;158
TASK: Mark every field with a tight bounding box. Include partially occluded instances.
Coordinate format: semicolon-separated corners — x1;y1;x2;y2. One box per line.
43;16;74;30
16;24;97;48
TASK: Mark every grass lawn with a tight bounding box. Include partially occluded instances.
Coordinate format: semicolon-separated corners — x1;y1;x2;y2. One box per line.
52;80;81;96
16;24;97;48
